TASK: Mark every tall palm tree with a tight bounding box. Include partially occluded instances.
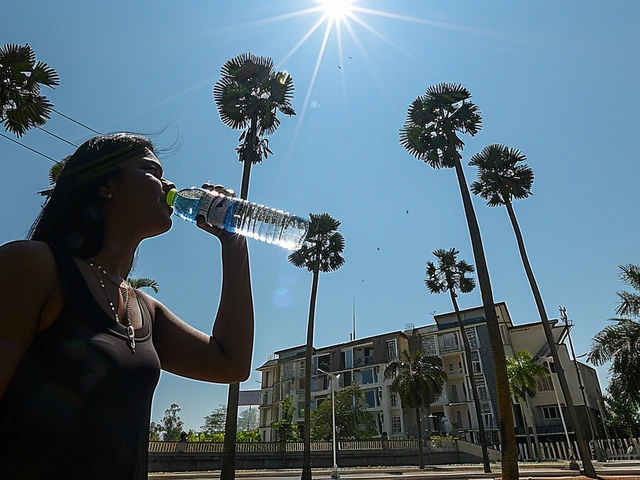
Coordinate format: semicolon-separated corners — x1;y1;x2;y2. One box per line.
288;213;345;480
0;43;59;137
425;248;491;473
506;350;548;461
399;83;518;479
214;52;295;480
614;264;640;318
384;350;447;469
213;52;295;199
469;144;596;476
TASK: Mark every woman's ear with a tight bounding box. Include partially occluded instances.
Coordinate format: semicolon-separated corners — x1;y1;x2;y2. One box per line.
98;181;118;200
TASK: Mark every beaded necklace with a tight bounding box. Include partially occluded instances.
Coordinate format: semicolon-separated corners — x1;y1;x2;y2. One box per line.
85;259;136;354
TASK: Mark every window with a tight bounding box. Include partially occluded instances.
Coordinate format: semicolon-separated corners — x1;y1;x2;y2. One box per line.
482;413;493;428
298;402;305;418
542;406;561;420
317;354;330;373
364;347;374;365
391;416;402;434
422;335;437;355
471;351;482;374
465;328;478;349
341;349;353;369
448;363;454;374
537;375;554;392
442;332;459;352
282;363;294;380
386;339;398;360
299;361;305;377
478;386;488;402
264;371;270;387
364;390;377;408
361;368;374;385
390;393;398;407
451;384;459;402
456;411;463;428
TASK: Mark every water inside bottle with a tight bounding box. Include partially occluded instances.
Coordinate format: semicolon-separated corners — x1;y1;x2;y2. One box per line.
172;189;203;223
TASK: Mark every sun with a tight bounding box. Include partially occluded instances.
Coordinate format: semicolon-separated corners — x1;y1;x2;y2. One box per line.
317;0;355;21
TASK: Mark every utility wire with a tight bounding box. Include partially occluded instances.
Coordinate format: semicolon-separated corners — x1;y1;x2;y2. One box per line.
38;127;78;147
0;132;58;163
52;108;102;135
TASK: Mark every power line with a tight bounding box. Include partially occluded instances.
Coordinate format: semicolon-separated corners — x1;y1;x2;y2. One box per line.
52;108;102;135
38;127;78;147
0;133;58;163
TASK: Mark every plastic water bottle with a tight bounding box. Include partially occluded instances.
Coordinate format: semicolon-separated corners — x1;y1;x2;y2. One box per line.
166;187;309;250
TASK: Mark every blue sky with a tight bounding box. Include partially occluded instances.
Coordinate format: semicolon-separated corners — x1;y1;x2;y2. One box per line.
2;0;639;432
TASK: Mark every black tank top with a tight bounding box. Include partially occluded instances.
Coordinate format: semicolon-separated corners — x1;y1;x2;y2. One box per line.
0;244;161;479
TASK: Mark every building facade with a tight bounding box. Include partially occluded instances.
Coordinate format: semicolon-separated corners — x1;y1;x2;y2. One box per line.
256;303;604;446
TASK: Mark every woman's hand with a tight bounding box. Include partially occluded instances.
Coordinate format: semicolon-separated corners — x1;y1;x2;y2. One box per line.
195;183;237;241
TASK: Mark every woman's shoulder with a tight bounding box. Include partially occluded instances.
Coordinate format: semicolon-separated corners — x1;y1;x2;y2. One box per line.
0;240;58;282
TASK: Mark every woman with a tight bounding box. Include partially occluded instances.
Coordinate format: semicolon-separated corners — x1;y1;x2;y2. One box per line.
0;133;254;479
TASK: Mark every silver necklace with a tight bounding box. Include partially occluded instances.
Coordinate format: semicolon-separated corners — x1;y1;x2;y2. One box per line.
85;259;136;354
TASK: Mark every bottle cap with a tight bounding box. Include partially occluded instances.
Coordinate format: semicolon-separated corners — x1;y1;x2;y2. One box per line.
166;188;177;207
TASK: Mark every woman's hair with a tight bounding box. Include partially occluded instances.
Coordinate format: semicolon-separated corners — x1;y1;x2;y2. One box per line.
29;132;155;258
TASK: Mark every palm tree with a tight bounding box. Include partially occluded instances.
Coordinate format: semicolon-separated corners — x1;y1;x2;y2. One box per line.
425;248;490;473
506;350;548;461
214;52;295;480
469;144;596;476
384;350;447;469
0;43;59;137
213;52;295;199
399;83;518;478
614;264;640;318
127;277;159;294
288;213;345;480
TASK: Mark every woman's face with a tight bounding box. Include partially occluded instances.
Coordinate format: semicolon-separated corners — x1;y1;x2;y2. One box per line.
107;149;175;239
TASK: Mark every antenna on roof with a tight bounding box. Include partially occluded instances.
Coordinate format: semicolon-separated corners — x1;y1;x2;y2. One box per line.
352;297;356;340
405;322;415;331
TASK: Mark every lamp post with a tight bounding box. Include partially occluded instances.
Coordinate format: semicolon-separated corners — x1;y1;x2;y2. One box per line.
318;368;340;479
546;357;579;469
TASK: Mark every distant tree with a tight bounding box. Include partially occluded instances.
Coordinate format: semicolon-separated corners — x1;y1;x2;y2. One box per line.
160;403;184;441
506;350;548;461
602;380;640;438
201;405;227;438
273;394;299;442
238;407;258;432
311;384;377;441
288;213;345;480
236;430;260;442
384;350;447;469
0;43;59;137
149;421;162;441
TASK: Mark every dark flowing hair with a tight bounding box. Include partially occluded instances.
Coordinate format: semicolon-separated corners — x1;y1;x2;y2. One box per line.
29;133;155;258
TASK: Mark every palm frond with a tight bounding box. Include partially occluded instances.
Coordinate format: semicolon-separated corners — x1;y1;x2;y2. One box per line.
127;276;160;294
620;264;640;291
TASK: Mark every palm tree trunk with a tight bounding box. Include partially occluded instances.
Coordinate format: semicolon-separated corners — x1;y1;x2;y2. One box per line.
416;408;425;469
239;115;258;199
504;200;596;477
301;269;320;480
450;291;491;473
220;384;239;480
452;158;518;479
221;114;259;480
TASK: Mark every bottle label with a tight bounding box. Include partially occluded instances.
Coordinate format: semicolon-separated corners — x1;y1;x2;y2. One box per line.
199;192;231;228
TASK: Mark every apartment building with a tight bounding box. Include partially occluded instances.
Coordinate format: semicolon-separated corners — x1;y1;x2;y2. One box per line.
257;302;604;445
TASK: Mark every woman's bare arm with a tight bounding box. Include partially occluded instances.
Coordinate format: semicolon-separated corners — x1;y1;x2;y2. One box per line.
149;234;254;383
0;241;58;398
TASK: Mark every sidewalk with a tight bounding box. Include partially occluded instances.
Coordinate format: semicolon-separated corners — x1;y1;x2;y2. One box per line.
149;461;640;479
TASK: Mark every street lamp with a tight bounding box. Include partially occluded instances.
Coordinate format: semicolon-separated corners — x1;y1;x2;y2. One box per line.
318;368;341;479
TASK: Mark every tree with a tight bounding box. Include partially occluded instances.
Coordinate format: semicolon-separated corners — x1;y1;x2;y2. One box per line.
425;248;491;473
201;405;227;439
601;380;640;438
127;277;159;294
214;52;295;480
469;143;595;476
149;421;162;441
288;213;345;480
384;350;447;469
506;350;548;461
160;403;184;441
614;264;640;318
311;384;377;441
273;394;300;442
238;407;258;432
399;83;518;479
213;52;296;199
0;43;59;137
